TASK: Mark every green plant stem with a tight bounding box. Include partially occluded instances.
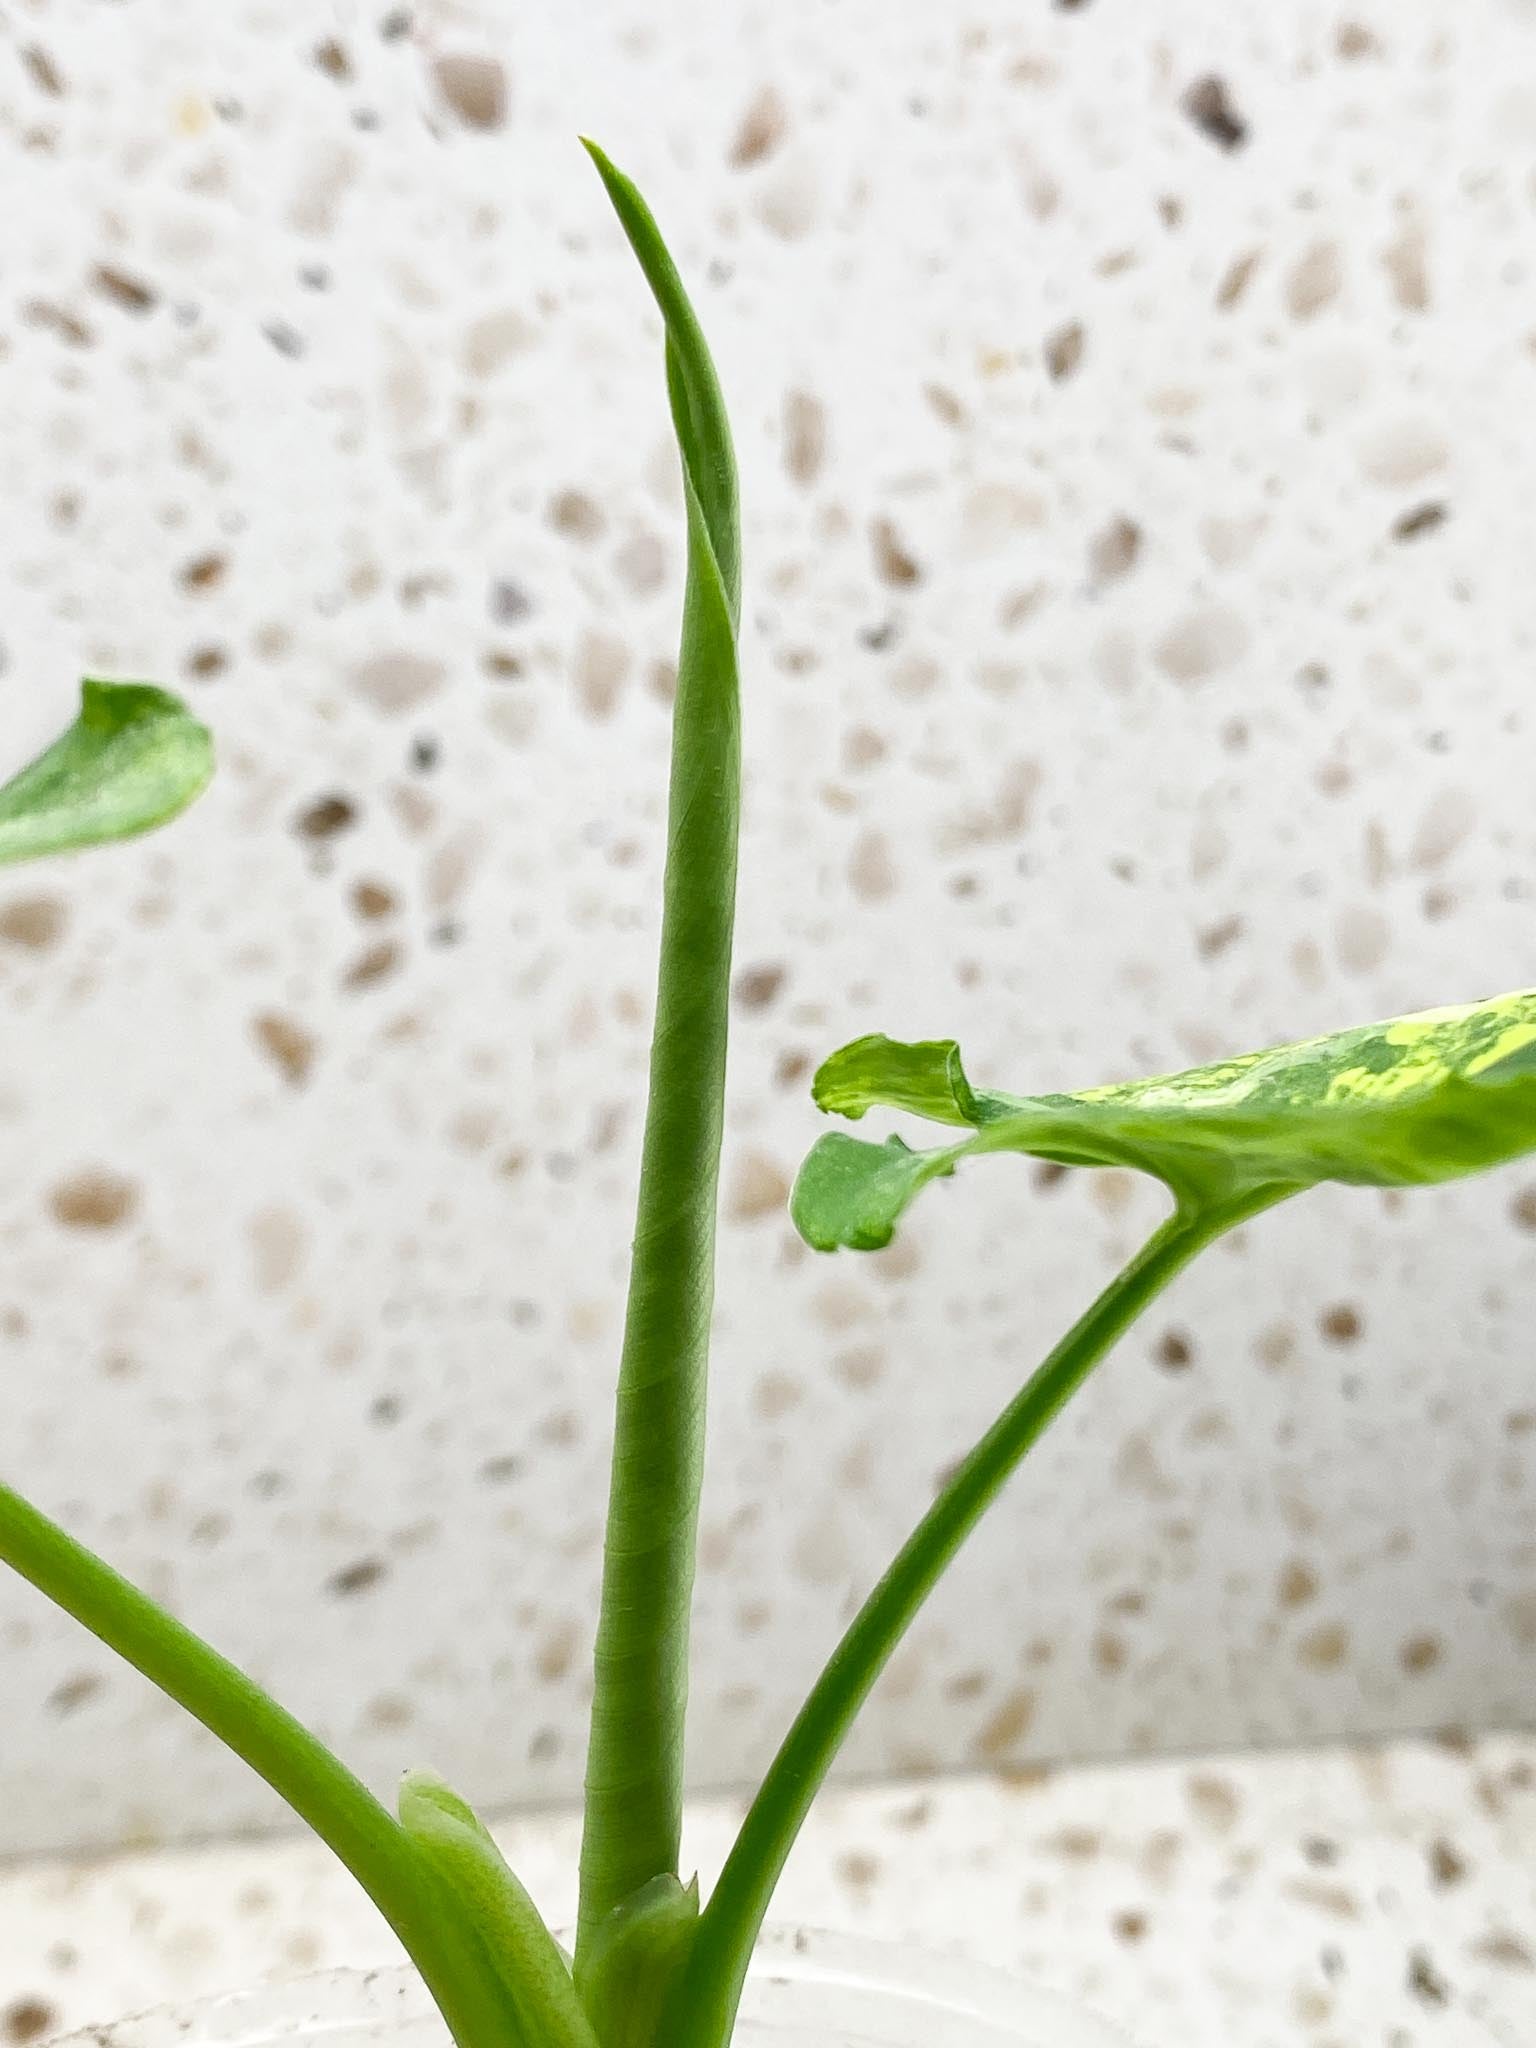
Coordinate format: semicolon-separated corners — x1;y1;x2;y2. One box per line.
0;1484;520;2048
670;1193;1280;2047
576;144;742;1961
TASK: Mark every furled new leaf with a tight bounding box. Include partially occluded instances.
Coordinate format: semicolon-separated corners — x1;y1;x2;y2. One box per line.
0;680;213;866
576;142;743;1960
794;989;1536;1248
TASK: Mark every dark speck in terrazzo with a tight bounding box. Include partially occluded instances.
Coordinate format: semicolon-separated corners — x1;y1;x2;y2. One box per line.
90;264;157;314
1320;1303;1363;1346
490;578;532;624
1407;1947;1451;2007
313;39;353;83
46;1672;104;1716
262;320;306;358
294;793;358;841
1181;76;1248;152
1045;320;1085;382
1156;1329;1193;1372
20;46;65;96
1393;502;1448;541
432;53;509;131
4;2001;59;2046
328;1557;389;1598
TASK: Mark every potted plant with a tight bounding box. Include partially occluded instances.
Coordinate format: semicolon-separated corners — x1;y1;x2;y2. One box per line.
4;146;1535;2048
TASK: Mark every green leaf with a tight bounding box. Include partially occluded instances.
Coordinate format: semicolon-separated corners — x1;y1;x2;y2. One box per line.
574;1873;700;2048
791;1132;958;1252
0;680;213;866
812;1033;992;1127
398;1772;597;2048
795;990;1536;1248
575;145;743;1959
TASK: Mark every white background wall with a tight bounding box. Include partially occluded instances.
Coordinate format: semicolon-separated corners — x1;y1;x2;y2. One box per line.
3;0;1536;1858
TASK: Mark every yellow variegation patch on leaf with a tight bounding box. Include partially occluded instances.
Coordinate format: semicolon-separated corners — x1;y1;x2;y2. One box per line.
793;989;1536;1251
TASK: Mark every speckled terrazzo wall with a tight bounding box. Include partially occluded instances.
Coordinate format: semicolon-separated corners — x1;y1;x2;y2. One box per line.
3;0;1536;1860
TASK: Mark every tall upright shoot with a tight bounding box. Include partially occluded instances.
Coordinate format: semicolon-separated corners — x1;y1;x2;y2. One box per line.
575;143;744;1961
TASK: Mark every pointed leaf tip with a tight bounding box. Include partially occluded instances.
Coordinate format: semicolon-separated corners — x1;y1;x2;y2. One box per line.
581;135;741;626
579;135;617;187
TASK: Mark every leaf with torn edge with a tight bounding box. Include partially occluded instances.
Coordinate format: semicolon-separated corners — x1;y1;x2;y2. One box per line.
794;990;1536;1248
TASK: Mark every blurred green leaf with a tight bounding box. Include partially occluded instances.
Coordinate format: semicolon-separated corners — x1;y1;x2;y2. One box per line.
0;680;213;866
795;990;1536;1248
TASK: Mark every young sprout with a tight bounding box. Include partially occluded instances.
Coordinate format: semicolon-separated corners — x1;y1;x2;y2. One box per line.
2;151;1534;2048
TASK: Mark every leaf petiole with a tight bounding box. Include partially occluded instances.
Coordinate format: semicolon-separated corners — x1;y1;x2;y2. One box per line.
667;1188;1284;2047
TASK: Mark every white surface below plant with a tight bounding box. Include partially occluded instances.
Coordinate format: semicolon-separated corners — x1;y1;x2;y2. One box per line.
46;1937;1131;2048
6;1734;1535;2048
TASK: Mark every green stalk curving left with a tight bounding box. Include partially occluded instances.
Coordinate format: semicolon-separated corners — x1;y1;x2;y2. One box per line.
0;1484;521;2048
